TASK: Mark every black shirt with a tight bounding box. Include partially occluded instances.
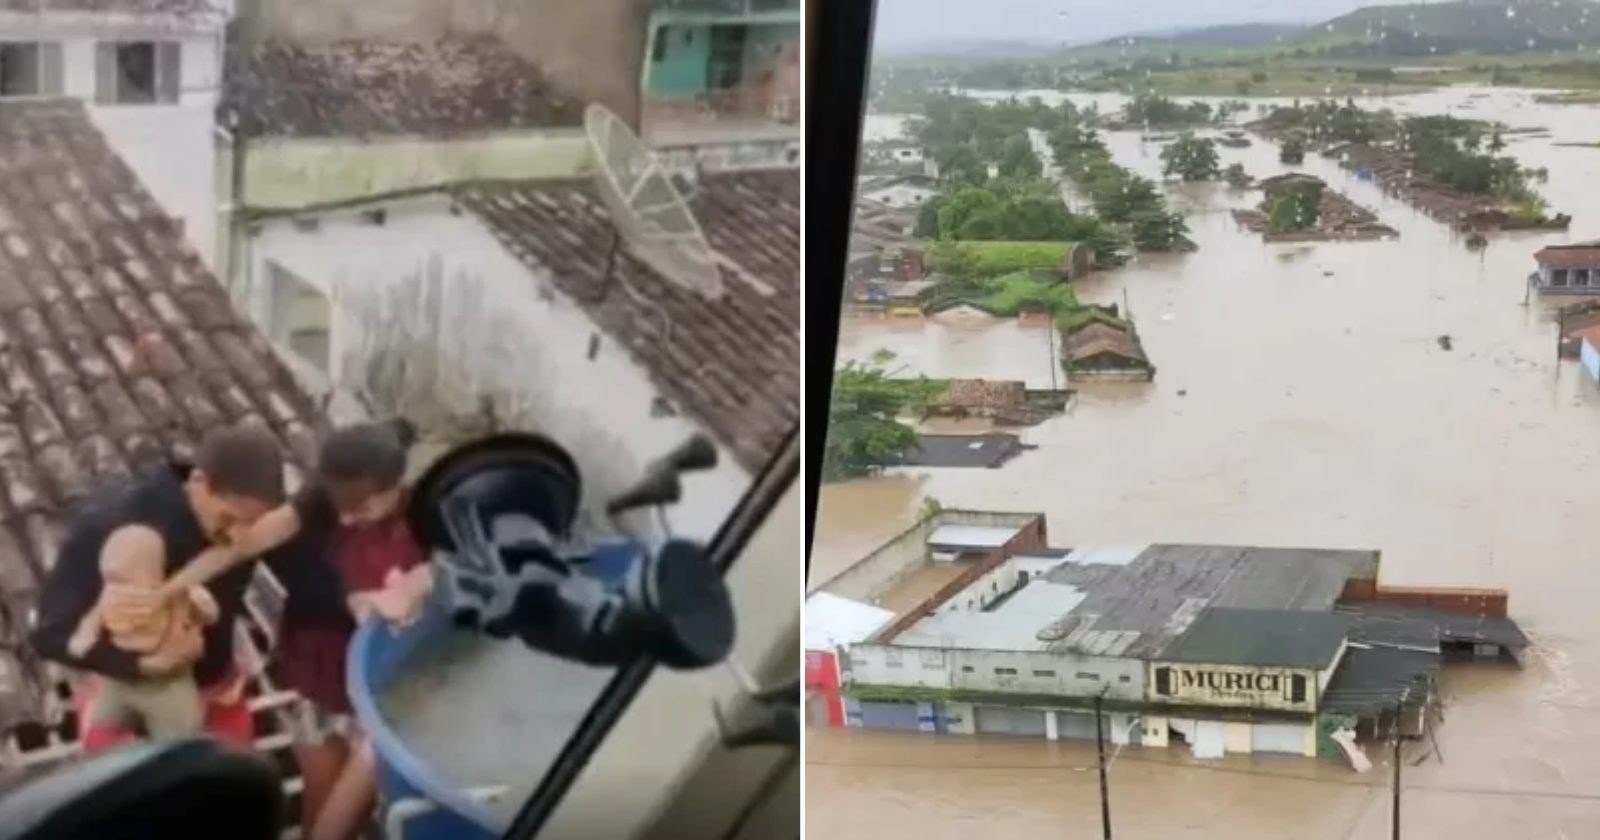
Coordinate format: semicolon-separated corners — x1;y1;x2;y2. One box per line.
263;484;350;630
28;463;255;687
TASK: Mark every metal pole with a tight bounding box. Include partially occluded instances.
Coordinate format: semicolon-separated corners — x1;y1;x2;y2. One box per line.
1392;705;1402;840
1095;692;1111;840
1047;317;1058;391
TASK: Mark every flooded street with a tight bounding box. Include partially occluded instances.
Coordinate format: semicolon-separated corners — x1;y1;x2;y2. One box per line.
813;87;1600;837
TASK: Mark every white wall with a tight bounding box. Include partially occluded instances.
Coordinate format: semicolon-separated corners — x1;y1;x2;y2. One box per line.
863;184;937;208
936;558;1021;615
243;202;752;542
91;101;218;268
849;644;1146;701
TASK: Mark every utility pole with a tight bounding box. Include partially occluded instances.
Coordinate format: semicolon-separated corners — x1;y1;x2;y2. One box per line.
1392;702;1403;840
1095;691;1112;840
1046;316;1059;391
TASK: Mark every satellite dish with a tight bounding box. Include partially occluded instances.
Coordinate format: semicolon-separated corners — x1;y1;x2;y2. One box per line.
585;104;723;298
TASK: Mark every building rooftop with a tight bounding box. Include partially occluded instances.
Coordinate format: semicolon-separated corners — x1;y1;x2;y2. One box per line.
0;0;215;13
927;524;1023;551
891;543;1376;658
893;433;1029;469
458;169;800;474
1536;240;1600;269
1320;647;1440;716
804;592;894;651
1338;602;1528;653
1158;607;1351;669
221;37;584;140
0;100;322;732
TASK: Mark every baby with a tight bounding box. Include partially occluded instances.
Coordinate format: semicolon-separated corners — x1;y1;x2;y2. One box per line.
68;547;218;738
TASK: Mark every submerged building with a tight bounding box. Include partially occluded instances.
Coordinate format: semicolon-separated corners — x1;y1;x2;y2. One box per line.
808;510;1525;763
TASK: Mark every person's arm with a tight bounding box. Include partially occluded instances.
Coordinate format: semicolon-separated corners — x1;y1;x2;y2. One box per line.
187;586;220;625
66;603;104;658
156;504;303;600
29;525;174;680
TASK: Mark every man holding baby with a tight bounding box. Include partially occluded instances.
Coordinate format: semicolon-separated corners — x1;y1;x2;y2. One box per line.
28;424;289;749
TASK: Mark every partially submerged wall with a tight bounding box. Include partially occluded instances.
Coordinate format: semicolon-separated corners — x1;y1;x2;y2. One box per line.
814;510;1045;606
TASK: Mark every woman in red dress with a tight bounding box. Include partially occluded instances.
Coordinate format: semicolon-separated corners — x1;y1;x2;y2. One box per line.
157;420;432;840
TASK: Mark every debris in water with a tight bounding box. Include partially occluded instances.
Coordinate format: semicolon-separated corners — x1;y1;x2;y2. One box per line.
1323;270;1335;277
1437;335;1454;351
1177;389;1188;397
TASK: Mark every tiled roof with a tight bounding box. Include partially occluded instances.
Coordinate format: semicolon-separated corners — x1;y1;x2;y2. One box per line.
221;37;584;140
939;379;1025;410
0;0;215;14
1536;241;1600;270
0;100;322;733
458;169;800;474
1063;322;1147;364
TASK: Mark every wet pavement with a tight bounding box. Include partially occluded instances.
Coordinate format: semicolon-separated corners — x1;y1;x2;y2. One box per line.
813;87;1600;837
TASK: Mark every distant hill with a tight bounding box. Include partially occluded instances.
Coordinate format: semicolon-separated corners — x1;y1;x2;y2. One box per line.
1306;0;1600;55
1092;23;1309;51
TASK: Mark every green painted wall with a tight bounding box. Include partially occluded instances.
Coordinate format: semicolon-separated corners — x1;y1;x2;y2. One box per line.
239;131;592;210
649;23;712;97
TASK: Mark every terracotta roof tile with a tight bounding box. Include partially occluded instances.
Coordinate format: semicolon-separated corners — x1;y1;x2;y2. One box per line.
457;169;799;474
1536;242;1600;270
0;100;322;732
222;38;584;140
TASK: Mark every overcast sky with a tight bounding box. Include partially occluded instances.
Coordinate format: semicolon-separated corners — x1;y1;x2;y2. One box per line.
873;0;1414;51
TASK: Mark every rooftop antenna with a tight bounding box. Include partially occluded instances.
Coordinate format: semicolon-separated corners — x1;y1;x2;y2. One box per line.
585;104;723;299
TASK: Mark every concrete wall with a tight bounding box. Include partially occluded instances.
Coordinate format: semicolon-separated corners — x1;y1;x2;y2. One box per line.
815;509;1044;609
240;201;751;541
238;0;648;127
936;558;1022;615
216;129;590;283
848;644;1145;702
237;131;591;210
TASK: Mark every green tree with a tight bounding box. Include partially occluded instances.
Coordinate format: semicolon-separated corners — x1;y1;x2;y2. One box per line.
935;144;988;188
926;241;982;282
1224;163;1253;189
998;134;1043;178
1279;136;1307;164
936;187;1002;239
824;365;920;480
1267;183;1323;234
1488;130;1506;154
1128;209;1194;252
1160;134;1221;181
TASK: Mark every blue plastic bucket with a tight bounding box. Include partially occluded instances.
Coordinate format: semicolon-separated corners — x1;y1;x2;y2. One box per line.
347;542;641;839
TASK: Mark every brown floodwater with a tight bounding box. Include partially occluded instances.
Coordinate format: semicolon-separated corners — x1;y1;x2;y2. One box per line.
812;87;1600;838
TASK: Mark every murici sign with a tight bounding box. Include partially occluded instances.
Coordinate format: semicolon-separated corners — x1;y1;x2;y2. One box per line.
1150;663;1313;711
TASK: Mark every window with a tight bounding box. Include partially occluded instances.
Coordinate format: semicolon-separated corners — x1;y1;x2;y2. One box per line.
1076;671;1102;681
0;43;60;97
883;648;903;669
96;41;180;104
0;44;39;96
1032;669;1056;678
993;667;1017;675
961;665;975;673
707;24;748;90
266;260;332;375
652;27;670;62
1118;675;1131;683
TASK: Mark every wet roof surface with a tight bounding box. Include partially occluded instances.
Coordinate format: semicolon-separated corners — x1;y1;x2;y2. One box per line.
0;100;321;732
222;38;584;139
458;170;800;475
893;433;1028;469
1158;607;1352;669
1320;646;1440;716
1338;602;1529;651
1037;544;1375;659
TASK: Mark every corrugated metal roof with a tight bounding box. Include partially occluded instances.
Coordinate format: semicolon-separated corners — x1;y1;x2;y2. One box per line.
895;580;1086;652
1320;647;1439;716
927;524;1023;550
804;592;895;651
1159;607;1352;669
